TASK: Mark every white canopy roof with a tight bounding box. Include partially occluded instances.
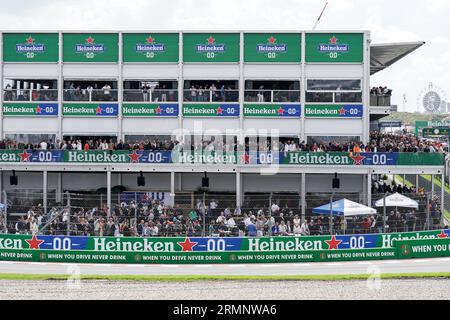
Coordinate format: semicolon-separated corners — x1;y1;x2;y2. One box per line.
313;199;377;217
375;193;419;209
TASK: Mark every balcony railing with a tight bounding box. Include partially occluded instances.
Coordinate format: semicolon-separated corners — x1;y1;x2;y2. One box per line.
3;89;58;102
123;89;178;102
0;150;444;166
63;89;118;102
244;90;300;103
370;94;391;107
183;89;239;103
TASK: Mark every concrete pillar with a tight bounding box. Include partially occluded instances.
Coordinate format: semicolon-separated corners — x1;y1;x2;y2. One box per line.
301;173;306;224
367;172;372;207
431;174;435;197
170;172;175;197
107;170;111;217
236;171;241;209
43;171;48;215
441;173;445;219
56;172;62;204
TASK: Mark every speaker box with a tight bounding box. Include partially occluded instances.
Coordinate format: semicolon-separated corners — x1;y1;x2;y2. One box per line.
332;178;340;189
202;177;209;188
10;175;18;186
137;176;146;187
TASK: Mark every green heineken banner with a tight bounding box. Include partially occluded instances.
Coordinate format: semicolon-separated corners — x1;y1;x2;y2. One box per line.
422;127;450;138
244;104;301;117
2;33;59;62
183;33;240;63
62;103;119;117
122;33;179;63
63;33;118;62
183;104;240;117
306;33;363;63
396;237;450;259
122;104;179;117
415;120;450;137
3;103;58;116
305;105;363;118
244;33;301;63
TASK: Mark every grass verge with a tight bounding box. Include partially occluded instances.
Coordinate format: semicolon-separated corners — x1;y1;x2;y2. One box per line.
0;273;450;282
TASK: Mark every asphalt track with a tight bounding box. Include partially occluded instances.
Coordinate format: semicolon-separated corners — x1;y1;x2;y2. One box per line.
1;258;450;276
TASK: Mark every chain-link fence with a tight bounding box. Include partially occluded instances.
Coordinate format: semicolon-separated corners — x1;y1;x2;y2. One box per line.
3;189;446;237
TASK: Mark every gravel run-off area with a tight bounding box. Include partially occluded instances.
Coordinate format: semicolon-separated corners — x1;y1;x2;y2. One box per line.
0;279;449;300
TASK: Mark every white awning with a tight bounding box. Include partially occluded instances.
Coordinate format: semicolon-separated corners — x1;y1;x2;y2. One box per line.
370;42;425;75
374;193;419;209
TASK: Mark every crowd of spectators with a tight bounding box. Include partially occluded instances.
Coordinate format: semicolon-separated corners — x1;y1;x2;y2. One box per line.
370;86;392;96
187;84;238;102
64;83;116;102
0;132;447;155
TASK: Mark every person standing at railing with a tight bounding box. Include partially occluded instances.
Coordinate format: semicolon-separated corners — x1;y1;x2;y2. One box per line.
102;84;112;102
4;84;13;101
142;85;149;102
161;85;167;102
190;86;197;102
257;85;264;103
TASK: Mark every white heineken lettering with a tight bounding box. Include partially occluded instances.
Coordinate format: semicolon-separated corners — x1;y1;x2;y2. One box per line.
318;44;349;52
381;233;436;248
67;151;127;163
248;238;322;251
0;238;23;249
288;152;350;165
136;44;165;52
0;152;17;162
76;44;105;53
244;107;276;115
3;106;36;114
184;107;216;114
93;237;174;252
16;44;45;53
177;153;236;164
196;44;226;53
257;44;287;53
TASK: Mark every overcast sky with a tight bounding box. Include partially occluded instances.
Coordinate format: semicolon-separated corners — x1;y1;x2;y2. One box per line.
1;0;449;112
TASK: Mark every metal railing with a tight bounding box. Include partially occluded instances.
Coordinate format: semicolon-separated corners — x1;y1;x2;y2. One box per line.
63;89;118;102
183;89;239;102
3;89;58;102
2;191;444;237
370;94;392;106
123;89;178;102
244;90;300;103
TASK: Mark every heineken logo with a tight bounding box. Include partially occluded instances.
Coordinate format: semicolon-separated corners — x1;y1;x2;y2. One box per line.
257;36;287;54
196;36;226;54
94;237;175;252
183;104;239;117
175;153;238;164
122;104;179;117
244;104;301;117
135;36;166;58
305;105;363;118
15;36;45;59
3;103;58;116
248;238;323;252
318;36;349;55
63;104;119;116
75;36;105;58
287;153;351;165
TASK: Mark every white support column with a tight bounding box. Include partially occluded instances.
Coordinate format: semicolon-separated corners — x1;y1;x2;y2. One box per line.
57;32;63;141
416;174;419;189
238;31;244;144
236;171;241;209
431;174;435;197
118;32;124;141
107;169;112;217
0;31;3;139
367;172;372;207
43;171;48;215
362;31;371;144
178;32;184;134
441;173;445;218
170;172;175;197
301;173;306;224
300;32;306;142
56;172;62;203
177;172;182;192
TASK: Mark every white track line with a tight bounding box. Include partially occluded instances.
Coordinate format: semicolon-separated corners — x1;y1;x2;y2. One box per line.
412;260;430;263
381;260;401;264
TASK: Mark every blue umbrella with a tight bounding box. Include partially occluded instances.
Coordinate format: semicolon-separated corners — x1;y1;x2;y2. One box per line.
312;199;376;217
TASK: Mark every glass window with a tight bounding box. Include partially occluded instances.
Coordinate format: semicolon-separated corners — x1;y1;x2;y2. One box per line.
306;92;333;103
307;79;361;91
335;92;362;103
307;136;361;146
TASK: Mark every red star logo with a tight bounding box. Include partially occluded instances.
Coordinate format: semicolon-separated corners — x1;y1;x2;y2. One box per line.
86;36;94;44
277;107;284;116
96;106;102;115
325;235;342;250
338;107;347;116
26;235;44;250
350;153;366;166
155;106;162;114
36;106;42;114
26;36;34;44
437;230;449;239
207;36;215;45
146;36;154;44
19;150;32;162
330;36;338;45
128;150;142;163
241;153;250;164
177;238;198;252
217;106;223;115
268;36;276;44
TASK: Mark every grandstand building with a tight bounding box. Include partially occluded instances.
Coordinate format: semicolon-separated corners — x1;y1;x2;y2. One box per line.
0;30;444;219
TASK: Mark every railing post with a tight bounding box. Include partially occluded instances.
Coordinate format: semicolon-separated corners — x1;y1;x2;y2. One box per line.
66;192;71;236
383;192;387;233
271;90;274;103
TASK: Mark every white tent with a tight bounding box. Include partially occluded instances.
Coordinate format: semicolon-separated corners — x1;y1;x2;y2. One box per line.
375;193;419;209
312;199;377;217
